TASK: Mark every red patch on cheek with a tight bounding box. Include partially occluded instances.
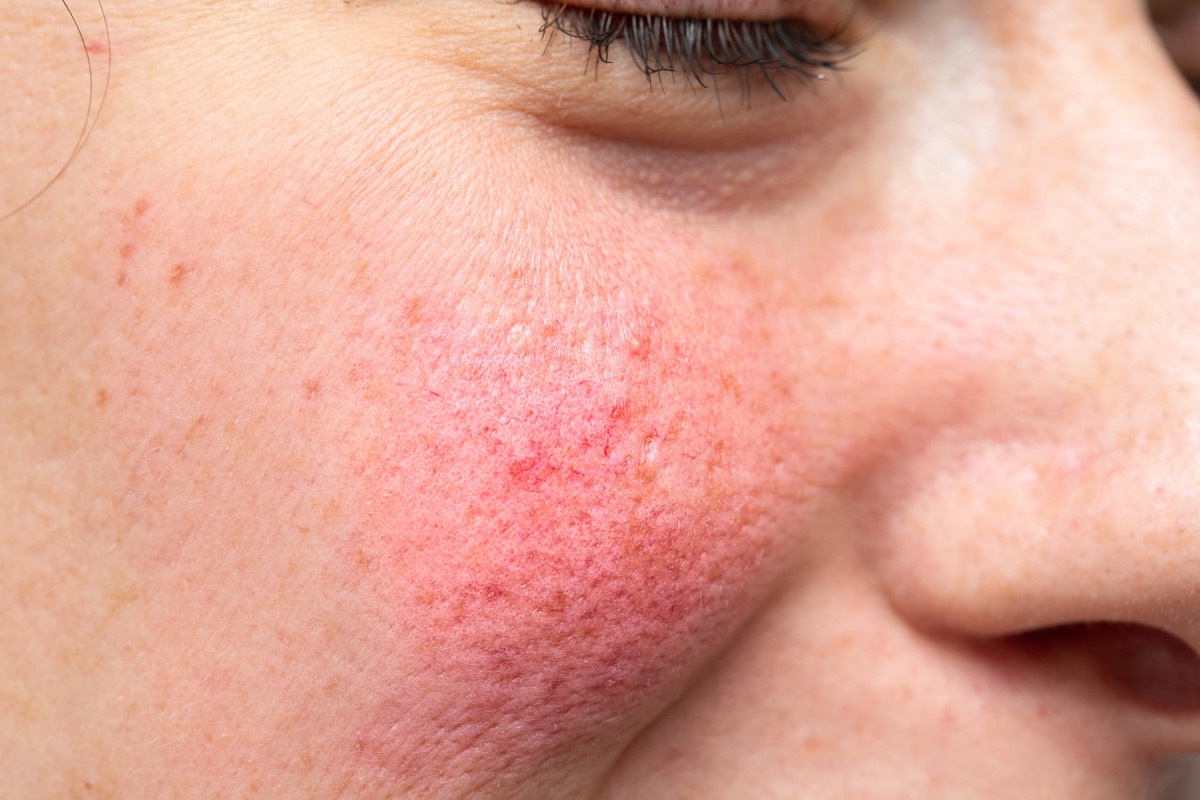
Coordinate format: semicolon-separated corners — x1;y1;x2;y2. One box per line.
349;294;786;791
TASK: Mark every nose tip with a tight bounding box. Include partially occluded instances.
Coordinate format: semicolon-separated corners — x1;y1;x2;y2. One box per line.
871;424;1200;750
876;416;1200;622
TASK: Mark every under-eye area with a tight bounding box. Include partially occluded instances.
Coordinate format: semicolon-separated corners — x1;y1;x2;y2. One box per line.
519;1;860;99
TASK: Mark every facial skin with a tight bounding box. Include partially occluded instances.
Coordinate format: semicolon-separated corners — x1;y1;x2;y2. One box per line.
2;0;1200;797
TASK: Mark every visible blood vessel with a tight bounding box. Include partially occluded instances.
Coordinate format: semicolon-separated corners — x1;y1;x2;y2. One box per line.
348;255;802;795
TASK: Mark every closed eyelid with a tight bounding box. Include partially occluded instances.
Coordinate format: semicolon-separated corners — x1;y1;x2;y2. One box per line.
547;0;846;21
524;0;861;101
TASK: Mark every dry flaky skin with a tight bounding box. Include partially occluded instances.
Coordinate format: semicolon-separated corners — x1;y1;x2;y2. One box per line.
3;0;1200;798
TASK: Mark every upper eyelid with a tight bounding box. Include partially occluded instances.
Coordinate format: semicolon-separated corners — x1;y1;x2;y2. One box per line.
524;0;862;97
533;0;843;22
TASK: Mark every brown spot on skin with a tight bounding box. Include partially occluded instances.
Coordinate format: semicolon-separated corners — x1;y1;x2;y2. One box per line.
116;271;128;287
119;242;136;260
133;198;150;218
183;415;209;446
720;373;743;400
303;379;321;399
543;589;569;615
404;297;424;325
105;583;140;615
95;388;109;408
169;263;193;286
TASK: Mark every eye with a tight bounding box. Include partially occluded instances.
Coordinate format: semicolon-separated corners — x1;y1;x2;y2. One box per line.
518;1;860;101
1150;0;1200;95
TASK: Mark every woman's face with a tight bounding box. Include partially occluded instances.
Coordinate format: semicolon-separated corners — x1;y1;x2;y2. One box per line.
3;0;1200;797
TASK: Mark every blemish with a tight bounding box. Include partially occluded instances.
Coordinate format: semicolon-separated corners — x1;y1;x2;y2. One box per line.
635;463;660;486
95;388;110;408
119;242;136;261
543;589;569;614
133;198;150;219
509;455;555;487
85;39;107;55
116;271;128;287
183;415;209;445
303;379;322;399
628;337;653;361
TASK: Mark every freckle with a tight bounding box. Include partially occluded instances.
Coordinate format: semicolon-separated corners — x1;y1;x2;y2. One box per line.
119;242;136;260
116;271;128;287
95;388;109;408
184;414;209;444
134;198;150;218
720;373;743;400
815;292;846;308
404;298;424;324
303;379;321;399
169;263;193;286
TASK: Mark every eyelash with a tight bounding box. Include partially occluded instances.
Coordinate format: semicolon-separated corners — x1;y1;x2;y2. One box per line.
524;2;859;99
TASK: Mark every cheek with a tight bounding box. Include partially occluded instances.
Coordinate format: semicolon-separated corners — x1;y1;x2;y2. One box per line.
87;112;827;791
342;225;810;787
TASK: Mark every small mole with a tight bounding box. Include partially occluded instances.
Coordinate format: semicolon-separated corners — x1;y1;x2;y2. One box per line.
119;242;136;261
169;263;193;286
116;271;128;287
95;388;109;408
133;198;150;219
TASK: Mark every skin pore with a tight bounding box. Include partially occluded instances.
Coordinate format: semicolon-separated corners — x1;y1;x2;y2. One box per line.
2;0;1200;798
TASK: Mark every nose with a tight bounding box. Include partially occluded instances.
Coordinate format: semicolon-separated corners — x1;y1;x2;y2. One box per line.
863;0;1200;749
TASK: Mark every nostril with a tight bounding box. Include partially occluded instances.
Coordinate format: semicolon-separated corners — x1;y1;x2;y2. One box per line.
1018;623;1200;713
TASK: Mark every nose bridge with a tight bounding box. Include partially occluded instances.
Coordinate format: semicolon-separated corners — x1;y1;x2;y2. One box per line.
978;0;1200;256
874;1;1200;650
